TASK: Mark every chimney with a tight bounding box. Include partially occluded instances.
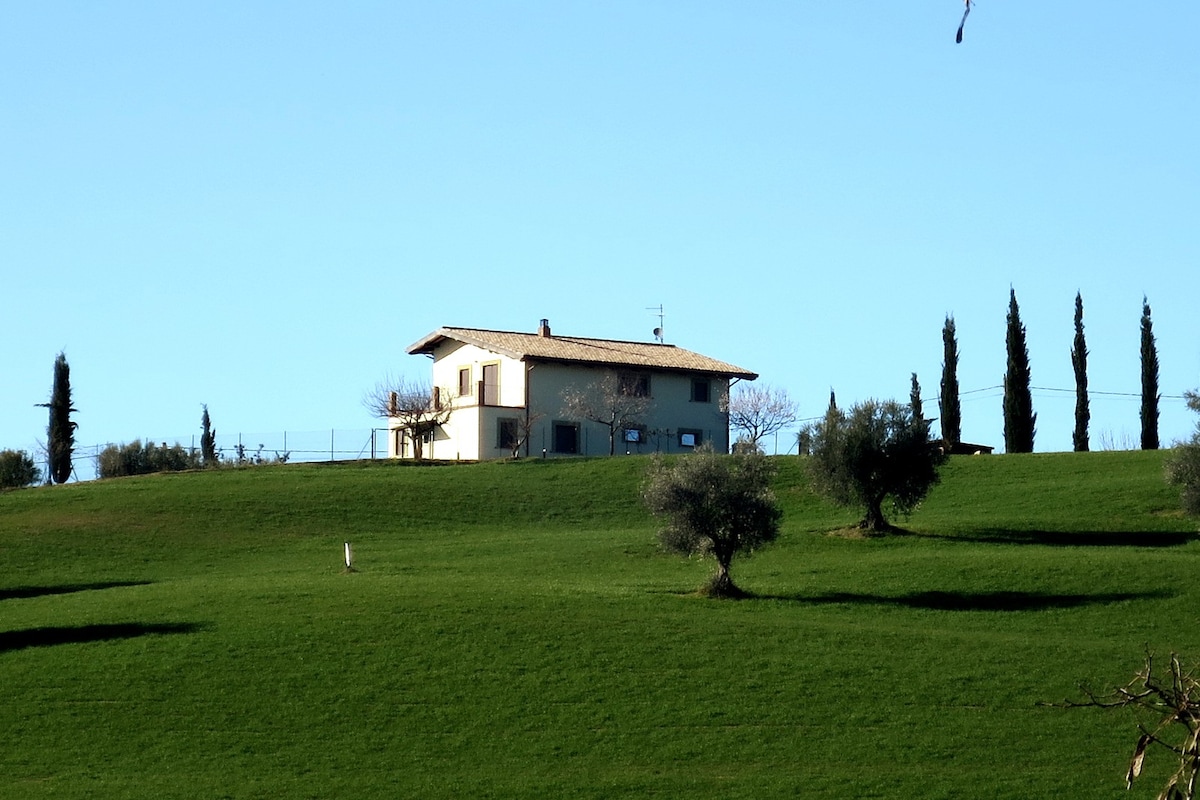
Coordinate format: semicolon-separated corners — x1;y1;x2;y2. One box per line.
538;318;551;338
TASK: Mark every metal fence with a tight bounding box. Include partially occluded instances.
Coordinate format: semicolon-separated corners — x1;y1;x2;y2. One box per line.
66;428;391;482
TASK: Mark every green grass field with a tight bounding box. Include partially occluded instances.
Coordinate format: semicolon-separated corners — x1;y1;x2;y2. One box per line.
2;451;1198;799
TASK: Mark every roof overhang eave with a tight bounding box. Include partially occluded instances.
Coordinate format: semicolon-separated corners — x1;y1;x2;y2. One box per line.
406;328;527;360
524;355;756;380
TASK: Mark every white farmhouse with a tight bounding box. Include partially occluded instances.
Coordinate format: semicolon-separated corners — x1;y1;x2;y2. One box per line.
391;320;757;460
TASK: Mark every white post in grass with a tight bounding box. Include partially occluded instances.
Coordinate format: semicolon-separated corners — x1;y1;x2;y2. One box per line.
344;542;353;571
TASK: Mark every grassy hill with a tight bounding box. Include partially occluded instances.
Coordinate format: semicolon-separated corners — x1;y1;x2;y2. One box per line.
1;451;1197;799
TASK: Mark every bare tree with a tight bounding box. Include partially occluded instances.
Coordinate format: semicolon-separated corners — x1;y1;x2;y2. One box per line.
722;383;797;452
561;371;652;456
1055;650;1200;799
363;375;452;460
500;410;545;459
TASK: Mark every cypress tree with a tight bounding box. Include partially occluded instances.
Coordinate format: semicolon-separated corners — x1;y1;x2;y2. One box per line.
1071;292;1090;452
41;352;78;484
1140;296;1160;450
939;315;962;446
910;373;924;428
1003;288;1036;453
200;404;219;466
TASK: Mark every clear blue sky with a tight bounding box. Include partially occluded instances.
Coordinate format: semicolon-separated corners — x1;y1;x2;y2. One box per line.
3;2;1198;471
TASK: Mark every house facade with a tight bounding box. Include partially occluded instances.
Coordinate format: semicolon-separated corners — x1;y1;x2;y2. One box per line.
390;320;757;460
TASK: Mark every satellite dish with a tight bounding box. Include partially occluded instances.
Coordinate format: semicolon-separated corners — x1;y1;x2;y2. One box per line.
652;327;663;342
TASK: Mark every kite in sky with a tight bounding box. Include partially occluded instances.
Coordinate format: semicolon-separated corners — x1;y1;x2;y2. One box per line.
956;0;972;43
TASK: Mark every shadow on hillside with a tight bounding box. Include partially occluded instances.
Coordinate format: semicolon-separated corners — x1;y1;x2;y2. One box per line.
914;530;1197;548
764;589;1172;612
0;622;207;654
0;581;153;602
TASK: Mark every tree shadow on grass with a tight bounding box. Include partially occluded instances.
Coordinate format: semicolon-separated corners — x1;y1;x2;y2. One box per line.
762;589;1173;611
913;529;1197;548
0;581;153;602
0;622;207;654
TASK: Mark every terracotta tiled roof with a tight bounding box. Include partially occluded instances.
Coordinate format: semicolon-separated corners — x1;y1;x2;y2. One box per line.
407;326;757;379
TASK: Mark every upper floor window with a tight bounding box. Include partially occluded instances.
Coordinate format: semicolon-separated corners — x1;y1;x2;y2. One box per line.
458;367;472;397
691;379;711;403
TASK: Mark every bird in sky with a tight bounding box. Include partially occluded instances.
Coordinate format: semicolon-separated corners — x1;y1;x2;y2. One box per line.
956;0;972;43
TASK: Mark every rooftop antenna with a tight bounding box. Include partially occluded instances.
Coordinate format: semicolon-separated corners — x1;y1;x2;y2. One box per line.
647;305;665;343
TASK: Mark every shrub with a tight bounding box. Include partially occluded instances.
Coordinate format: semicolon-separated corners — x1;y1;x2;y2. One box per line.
0;449;41;489
1166;391;1200;515
98;440;200;479
230;443;290;466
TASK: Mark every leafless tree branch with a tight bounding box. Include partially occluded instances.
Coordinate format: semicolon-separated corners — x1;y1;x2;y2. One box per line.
722;384;797;450
562;371;652;456
362;374;452;459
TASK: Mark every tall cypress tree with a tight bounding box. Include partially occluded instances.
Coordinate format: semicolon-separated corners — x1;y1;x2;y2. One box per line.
1140;296;1160;450
1003;288;1036;453
200;404;219;467
910;372;924;427
41;352;78;484
1071;292;1090;452
939;315;962;446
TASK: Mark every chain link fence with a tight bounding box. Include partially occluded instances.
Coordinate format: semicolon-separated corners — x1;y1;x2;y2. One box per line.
59;428;391;483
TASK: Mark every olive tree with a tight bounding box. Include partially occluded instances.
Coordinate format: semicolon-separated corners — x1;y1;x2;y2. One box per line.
805;398;946;533
643;447;782;598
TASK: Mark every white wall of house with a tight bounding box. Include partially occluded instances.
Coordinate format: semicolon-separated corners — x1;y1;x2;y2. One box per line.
389;340;529;460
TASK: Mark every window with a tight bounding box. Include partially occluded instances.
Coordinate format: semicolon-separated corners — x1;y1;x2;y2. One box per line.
482;363;500;406
618;372;651;397
553;422;579;454
498;418;519;451
459;367;472;397
691;379;711;403
679;429;702;448
624;428;641;443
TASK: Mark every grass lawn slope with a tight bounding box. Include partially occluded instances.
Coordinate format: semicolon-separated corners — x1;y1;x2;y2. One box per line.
1;451;1197;799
